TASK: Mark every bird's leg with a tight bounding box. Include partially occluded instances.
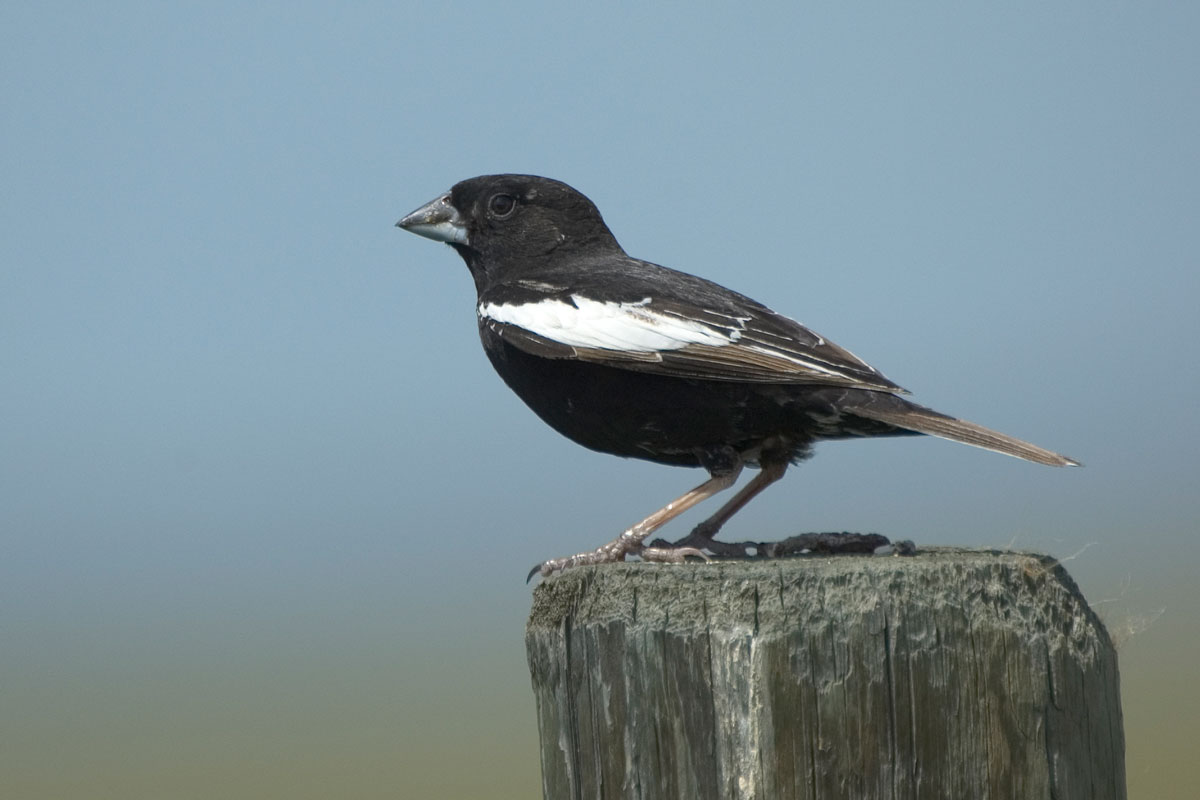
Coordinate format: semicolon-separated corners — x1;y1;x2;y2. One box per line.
529;465;743;580
664;460;789;557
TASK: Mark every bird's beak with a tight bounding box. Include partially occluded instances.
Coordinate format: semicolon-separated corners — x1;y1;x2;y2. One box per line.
395;191;469;245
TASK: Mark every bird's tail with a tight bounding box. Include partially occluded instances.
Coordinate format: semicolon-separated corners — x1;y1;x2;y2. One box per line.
849;397;1080;467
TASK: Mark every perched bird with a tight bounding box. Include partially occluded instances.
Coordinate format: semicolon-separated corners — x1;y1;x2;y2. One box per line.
396;175;1078;578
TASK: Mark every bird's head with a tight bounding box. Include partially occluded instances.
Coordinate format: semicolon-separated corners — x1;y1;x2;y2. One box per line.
397;174;620;289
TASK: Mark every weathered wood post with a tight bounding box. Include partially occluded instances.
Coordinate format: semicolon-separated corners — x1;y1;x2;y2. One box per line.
526;548;1125;800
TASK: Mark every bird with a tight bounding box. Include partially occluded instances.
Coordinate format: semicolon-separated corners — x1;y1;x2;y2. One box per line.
396;174;1079;579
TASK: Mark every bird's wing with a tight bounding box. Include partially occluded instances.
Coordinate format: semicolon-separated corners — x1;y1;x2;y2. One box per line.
478;276;907;393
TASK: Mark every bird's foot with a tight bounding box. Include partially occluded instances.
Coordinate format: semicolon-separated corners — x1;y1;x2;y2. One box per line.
651;520;761;558
527;536;708;582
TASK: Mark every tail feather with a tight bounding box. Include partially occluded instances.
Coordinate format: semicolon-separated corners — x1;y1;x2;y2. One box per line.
851;402;1080;467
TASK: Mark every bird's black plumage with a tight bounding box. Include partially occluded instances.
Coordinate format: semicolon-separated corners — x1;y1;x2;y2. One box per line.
397;174;1078;577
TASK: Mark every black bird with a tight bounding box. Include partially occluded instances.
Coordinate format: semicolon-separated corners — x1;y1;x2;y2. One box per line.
396;175;1078;578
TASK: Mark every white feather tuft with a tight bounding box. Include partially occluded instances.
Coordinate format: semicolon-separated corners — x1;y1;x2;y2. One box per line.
479;296;737;352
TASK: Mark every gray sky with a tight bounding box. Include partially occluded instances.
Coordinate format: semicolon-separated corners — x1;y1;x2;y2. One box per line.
3;3;1197;797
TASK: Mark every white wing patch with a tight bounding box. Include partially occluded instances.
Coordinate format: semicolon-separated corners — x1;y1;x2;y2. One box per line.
479;295;737;352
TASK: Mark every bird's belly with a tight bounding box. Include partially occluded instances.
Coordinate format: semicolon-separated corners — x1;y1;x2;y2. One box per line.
482;338;825;467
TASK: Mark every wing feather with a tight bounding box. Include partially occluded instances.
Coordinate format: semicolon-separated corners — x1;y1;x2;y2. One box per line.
480;295;906;392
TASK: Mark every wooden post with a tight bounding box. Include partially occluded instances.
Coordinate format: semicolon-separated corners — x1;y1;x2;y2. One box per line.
525;548;1125;800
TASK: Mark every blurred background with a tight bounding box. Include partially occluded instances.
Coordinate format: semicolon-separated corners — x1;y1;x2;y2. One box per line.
3;3;1196;797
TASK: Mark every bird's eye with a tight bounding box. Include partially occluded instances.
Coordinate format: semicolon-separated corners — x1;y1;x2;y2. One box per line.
488;193;517;218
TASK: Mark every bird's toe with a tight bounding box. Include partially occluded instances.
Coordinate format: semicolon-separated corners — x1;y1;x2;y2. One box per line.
636;545;709;564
